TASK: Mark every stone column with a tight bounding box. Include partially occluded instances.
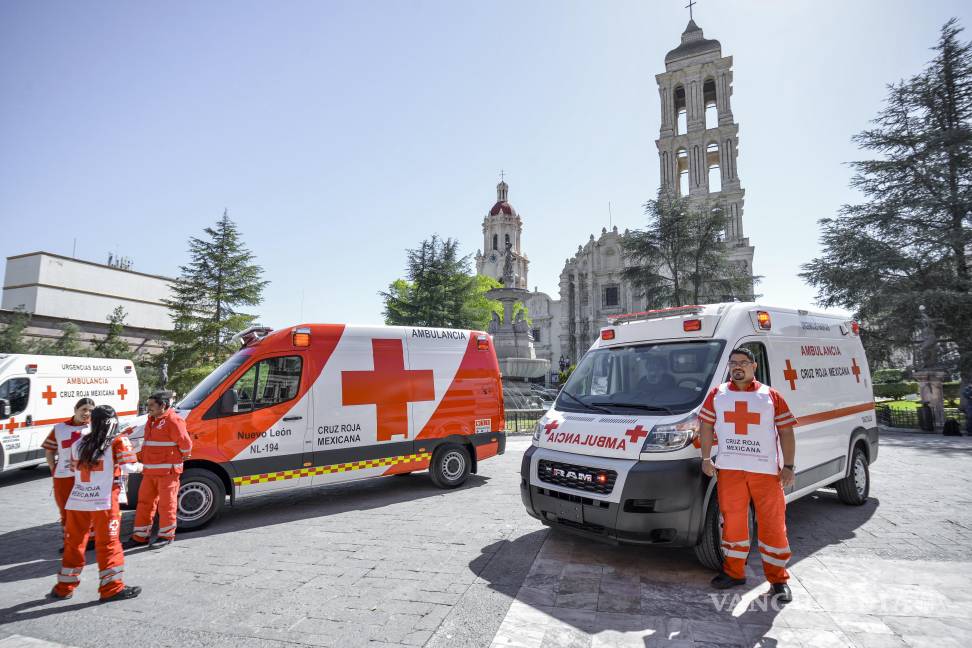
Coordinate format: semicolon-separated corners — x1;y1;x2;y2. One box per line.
915;370;947;433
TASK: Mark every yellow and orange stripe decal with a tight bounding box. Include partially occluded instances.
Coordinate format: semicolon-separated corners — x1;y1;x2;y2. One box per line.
233;452;432;486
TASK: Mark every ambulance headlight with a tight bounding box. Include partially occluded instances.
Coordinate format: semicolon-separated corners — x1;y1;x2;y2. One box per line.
532;421;543;445
642;415;698;452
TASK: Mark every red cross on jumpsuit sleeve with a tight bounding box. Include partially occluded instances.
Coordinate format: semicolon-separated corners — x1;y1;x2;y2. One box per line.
699;382;797;584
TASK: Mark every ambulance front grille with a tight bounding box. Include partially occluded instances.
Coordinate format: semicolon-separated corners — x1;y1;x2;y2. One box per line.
597;416;638;424
563;415;596;422
537;459;617;495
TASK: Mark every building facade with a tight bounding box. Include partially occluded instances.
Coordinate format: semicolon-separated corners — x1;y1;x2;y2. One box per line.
1;252;175;355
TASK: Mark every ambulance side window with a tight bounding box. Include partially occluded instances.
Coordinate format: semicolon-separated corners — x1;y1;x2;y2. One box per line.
225;356;302;415
0;378;29;418
739;342;771;385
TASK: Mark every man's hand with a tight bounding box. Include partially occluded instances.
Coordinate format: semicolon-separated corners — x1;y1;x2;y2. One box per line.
779;467;795;488
701;458;717;478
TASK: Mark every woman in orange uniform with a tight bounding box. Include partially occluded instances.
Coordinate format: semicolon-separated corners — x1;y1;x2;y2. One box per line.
42;398;94;549
49;405;142;602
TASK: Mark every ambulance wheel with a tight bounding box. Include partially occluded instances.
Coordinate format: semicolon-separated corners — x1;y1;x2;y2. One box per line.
177;469;225;531
694;487;756;572
836;446;870;505
429;444;470;489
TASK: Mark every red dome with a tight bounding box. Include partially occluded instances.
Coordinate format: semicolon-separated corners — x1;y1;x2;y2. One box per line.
489;201;514;216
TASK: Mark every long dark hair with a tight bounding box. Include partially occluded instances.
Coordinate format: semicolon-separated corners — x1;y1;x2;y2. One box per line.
76;405;120;468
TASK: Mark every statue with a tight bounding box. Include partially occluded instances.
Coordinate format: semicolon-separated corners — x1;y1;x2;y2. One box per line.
160;361;169;390
502;243;515;286
488;311;501;334
918;305;939;369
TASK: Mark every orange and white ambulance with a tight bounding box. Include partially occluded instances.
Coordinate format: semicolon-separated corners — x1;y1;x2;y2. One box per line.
0;354;139;473
127;324;506;530
520;303;878;569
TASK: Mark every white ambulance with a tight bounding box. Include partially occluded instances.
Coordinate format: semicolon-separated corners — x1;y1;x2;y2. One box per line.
0;354;139;473
520;303;878;569
125;323;506;530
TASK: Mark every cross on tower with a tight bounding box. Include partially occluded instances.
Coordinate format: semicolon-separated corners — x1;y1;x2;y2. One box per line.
783;359;798;391
78;460;104;483
41;385;57;406
724;401;761;436
685;0;697;20
499;169;505;182
341;339;435;442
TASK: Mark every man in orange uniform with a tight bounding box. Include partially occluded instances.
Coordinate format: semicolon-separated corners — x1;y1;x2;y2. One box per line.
125;391;191;549
699;347;797;603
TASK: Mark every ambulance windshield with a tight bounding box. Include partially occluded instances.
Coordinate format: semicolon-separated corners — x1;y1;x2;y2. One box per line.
557;341;725;415
177;349;255;410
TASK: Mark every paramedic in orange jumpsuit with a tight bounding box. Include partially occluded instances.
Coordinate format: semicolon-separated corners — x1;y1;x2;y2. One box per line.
49;405;142;602
125;391;191;549
699;347;797;603
42;398;94;549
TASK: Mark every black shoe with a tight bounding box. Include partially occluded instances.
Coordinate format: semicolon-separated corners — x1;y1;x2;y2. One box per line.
151;539;172;549
770;582;792;604
122;539;148;550
711;572;747;590
48;588;72;600
101;585;141;602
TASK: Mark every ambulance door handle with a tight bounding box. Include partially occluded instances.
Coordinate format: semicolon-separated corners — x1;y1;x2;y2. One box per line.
283;416;303;421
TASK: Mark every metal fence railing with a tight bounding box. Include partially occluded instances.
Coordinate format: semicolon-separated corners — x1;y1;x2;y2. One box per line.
504;408;546;434
875;403;968;430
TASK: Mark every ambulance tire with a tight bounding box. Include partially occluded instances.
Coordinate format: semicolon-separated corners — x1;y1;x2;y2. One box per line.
429;444;470;489
836;446;870;506
694;487;756;572
177;468;226;531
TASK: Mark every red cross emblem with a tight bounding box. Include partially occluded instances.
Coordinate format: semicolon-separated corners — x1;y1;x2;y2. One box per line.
78;460;104;483
724;401;761;436
61;431;82;449
544;420;560;433
624;425;648;443
41;385;57;406
783;359;798;391
851;358;861;383
117;384;128;400
341;339;435;442
4;418;17;434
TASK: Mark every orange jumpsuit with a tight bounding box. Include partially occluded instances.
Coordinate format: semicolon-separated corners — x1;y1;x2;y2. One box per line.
700;380;796;584
53;436;138;599
131;409;192;544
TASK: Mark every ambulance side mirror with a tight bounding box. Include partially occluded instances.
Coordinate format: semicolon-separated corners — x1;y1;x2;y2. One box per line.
0;399;9;419
218;389;239;416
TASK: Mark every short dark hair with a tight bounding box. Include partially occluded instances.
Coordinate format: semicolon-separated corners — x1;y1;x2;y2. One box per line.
148;390;174;408
729;347;756;363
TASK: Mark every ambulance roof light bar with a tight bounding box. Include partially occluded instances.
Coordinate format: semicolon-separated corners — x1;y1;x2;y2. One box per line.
231;325;274;348
608;305;705;326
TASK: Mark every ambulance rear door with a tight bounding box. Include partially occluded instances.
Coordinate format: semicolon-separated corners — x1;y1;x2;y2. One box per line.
216;352;314;495
0;369;32;469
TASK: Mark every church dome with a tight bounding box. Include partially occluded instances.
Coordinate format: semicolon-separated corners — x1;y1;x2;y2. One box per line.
665;20;721;65
489;201;515;216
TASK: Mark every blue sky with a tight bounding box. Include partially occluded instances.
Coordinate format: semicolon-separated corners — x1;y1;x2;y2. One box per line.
2;0;971;329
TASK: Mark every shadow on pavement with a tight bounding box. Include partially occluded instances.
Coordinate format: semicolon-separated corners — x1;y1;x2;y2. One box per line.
473;489;878;646
0;596;103;623
879;429;972;456
0;465;53;488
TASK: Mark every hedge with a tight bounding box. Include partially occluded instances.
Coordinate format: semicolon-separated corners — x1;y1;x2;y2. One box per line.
872;380;961;401
872;368;905;384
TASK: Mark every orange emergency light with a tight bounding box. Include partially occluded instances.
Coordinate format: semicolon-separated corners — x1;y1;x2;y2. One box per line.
683;319;702;332
477;335;490;351
756;311;772;330
601;329;616;341
292;327;311;347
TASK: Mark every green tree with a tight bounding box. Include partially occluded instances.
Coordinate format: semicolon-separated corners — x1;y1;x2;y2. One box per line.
165;210;268;393
94;306;132;359
38;323;88;357
0;308;34;354
621;191;754;308
801;19;972;384
381;235;482;328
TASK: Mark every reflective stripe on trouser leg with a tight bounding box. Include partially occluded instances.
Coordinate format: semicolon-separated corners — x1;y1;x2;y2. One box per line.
132;474;161;542
54;509;93;597
93;495;127;599
750;472;791;584
156;475;180;541
716;469;752;580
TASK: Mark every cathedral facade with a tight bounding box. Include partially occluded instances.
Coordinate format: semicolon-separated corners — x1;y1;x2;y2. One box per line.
477;18;754;380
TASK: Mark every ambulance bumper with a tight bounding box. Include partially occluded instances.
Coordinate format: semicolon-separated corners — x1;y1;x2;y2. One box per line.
520;445;707;547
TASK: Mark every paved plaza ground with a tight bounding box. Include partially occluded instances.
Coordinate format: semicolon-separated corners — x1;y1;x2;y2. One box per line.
1;431;970;648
